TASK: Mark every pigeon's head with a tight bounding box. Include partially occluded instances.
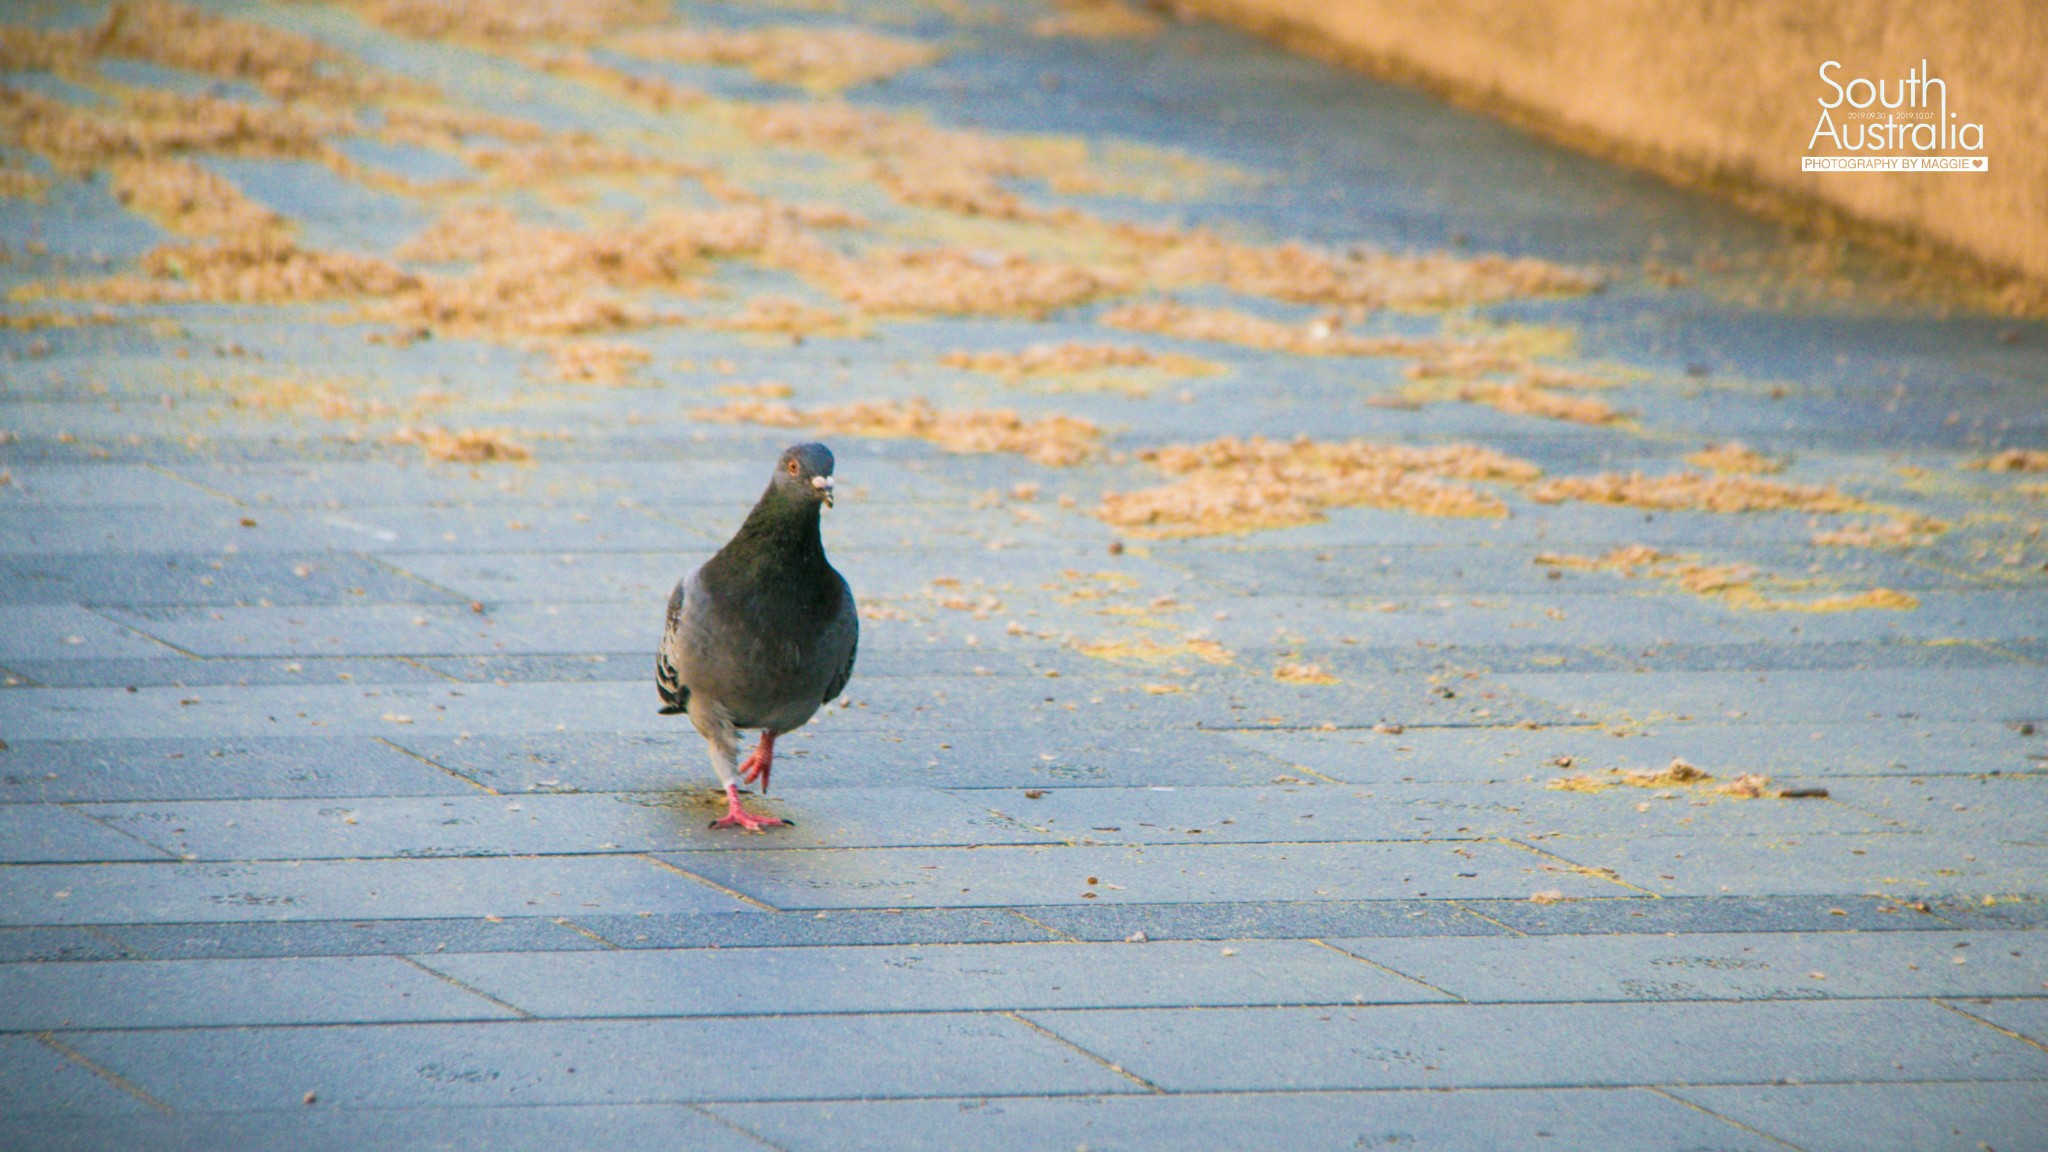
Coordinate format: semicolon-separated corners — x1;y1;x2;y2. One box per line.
773;442;836;509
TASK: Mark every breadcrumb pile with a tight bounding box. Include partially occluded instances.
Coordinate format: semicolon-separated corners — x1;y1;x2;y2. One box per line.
691;398;1103;466
1528;471;1862;514
1535;546;1917;612
1099;435;1541;537
615;26;939;93
389;425;532;463
1965;449;2048;473
942;342;1216;382
1100;300;1435;357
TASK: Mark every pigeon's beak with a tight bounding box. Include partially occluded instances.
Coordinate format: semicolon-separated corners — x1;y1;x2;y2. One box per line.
812;474;834;508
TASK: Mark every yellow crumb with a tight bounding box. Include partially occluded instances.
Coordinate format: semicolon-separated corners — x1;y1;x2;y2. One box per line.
1687;441;1786;474
389;425;531;464
1072;636;1234;665
1032;0;1165;39
1964;449;2048;473
548;341;651;385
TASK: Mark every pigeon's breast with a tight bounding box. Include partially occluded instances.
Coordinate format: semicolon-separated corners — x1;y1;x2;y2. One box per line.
681;579;850;732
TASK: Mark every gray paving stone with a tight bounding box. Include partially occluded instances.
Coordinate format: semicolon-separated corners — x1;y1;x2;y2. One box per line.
1924;894;2048;931
1019;899;1509;942
79;789;1055;860
714;1087;1780;1152
0;656;455;688
1459;894;1956;935
1499;669;2048;725
1228;721;2048;782
0;507;344;555
1608;640;2030;673
0;605;178;662
1543;833;2048;900
1338;930;2048;1002
0;551;463;607
0;956;520;1030
0;1104;769;1152
580;909;1064;949
0;737;470;803
380;550;686;604
101;917;606;960
0;805;172;863
0;926;137;963
394;727;1300;792
1671;1082;2048;1152
965;780;1891;844
94;602;656;659
0;681;652;741
65;1014;1137;1110
0;464;228;509
0;855;755;926
1820;774;2048;842
0;1034;155;1116
427;938;1444;1017
661;840;1624;911
1725;591;2047;647
1024;999;2048;1092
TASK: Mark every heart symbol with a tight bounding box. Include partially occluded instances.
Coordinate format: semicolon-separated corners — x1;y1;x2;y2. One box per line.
1974;158;1985;168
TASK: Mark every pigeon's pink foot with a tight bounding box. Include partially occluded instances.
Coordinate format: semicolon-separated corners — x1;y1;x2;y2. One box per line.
737;731;776;794
710;782;787;832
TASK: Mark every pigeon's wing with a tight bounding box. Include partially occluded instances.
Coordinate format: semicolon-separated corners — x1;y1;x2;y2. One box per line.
656;574;691;715
819;573;858;706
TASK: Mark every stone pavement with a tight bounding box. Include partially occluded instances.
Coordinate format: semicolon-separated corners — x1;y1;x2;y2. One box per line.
1;1;2045;1149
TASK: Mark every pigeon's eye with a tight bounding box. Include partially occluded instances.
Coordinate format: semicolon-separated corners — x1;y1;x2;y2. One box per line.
787;460;800;475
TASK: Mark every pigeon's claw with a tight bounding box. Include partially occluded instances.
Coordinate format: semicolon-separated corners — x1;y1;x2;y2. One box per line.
711;783;788;832
736;732;775;794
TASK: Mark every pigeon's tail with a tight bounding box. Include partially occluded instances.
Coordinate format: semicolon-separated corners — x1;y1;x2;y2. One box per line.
656;651;690;715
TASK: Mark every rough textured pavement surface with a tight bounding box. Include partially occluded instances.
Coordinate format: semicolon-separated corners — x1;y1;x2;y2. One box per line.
1;1;2044;1149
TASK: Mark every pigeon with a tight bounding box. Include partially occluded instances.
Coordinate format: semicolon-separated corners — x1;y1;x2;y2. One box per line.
658;443;857;831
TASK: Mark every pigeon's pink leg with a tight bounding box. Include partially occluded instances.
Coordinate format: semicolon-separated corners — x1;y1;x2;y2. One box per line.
711;782;786;831
737;731;776;794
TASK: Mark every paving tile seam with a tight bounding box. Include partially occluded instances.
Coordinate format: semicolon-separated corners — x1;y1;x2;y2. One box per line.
1307;937;1469;1000
1934;999;2048;1053
687;1101;792;1152
1641;1085;1809;1152
58;807;184;861
548;917;624;950
1441;900;1532;936
138;464;245;509
76;607;202;660
373;735;501;796
395;955;537;1019
1490;837;1662;897
997;1011;1166;1093
637;854;782;912
34;1029;175;1115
